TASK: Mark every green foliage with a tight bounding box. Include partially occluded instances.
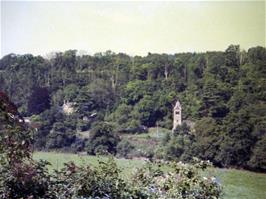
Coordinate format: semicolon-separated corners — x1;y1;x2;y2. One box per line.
28;86;51;115
192;117;220;164
50;158;134;198
130;158;222;199
39;156;222;199
225;45;240;67
46;121;76;150
87;122;120;155
0;160;52;198
0;91;52;198
0;91;32;163
0;45;265;170
106;103;133;131
248;135;266;171
63;84;79;101
217;110;254;167
117;139;135;158
163;124;195;161
34;152;266;199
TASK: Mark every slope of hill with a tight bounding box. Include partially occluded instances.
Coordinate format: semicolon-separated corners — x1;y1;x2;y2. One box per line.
0;45;265;170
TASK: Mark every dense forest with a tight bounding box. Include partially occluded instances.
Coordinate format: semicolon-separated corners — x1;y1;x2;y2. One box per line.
0;45;265;171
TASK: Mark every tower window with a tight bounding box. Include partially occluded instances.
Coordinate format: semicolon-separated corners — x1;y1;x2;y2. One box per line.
175;111;180;114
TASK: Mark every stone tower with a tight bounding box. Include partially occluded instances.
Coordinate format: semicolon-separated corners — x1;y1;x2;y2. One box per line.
173;100;182;131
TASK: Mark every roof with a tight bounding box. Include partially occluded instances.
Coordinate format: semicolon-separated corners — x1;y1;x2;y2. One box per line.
174;100;181;110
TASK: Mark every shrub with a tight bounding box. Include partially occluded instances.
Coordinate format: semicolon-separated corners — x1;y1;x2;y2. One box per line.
117;139;135;158
248;135;266;171
50;157;136;198
86;122;120;155
130;158;222;199
0;160;52;198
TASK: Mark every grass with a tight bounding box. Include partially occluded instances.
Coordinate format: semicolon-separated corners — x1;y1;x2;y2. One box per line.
212;168;266;199
119;127;171;156
33;152;266;199
120;127;171;140
33;152;146;179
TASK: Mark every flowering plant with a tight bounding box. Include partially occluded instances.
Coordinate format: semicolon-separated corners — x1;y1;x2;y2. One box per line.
131;158;222;198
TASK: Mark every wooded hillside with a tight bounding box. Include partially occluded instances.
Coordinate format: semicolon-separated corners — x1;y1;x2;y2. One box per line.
0;45;265;171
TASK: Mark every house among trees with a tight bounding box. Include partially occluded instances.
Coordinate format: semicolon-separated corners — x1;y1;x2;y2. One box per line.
62;100;75;115
173;100;182;131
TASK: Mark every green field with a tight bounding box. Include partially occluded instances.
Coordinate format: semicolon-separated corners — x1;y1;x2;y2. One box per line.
34;152;266;199
33;152;146;180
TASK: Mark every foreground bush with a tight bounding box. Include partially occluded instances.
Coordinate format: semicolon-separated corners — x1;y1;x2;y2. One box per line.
0;159;52;198
131;158;222;199
52;158;222;199
1;156;222;198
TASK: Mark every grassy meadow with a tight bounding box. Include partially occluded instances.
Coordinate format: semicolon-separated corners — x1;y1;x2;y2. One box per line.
34;152;266;199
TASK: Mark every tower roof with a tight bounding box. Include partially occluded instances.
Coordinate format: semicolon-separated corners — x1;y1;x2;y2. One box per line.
174;100;181;110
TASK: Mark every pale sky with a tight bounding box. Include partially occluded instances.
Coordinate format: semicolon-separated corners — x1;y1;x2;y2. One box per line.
1;1;265;57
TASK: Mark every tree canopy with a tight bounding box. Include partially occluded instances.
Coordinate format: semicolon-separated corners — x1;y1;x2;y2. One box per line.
0;45;265;170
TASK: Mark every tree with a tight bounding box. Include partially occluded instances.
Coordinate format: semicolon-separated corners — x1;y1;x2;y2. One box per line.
116;139;135;158
248;135;266;171
192;117;220;164
247;46;266;64
63;84;79;101
1;46;265;170
225;45;240;67
87;122;120;155
164;124;194;161
217;110;254;167
201;75;231;118
28;87;50;115
46;121;76;149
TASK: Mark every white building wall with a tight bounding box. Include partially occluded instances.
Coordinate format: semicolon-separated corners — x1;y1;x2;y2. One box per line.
172;100;182;131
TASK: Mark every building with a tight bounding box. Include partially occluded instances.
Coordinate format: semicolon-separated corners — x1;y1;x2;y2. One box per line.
172;100;182;131
62;100;75;115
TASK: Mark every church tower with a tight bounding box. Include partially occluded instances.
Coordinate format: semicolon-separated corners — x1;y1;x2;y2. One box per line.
173;100;182;131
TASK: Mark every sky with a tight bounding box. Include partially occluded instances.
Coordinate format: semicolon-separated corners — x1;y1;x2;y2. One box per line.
1;1;265;57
